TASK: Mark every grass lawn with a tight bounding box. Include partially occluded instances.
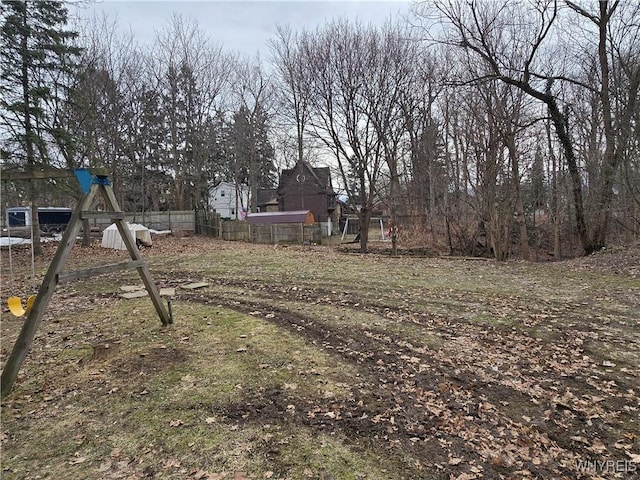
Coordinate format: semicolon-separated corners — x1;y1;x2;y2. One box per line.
1;236;639;479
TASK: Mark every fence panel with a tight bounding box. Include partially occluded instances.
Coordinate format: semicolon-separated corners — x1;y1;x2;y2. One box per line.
222;221;250;241
88;210;195;233
216;220;321;244
195;210;222;237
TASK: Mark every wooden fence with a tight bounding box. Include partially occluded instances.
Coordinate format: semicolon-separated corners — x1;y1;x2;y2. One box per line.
89;210;195;233
196;211;322;244
195;210;222;237
1;210;196;235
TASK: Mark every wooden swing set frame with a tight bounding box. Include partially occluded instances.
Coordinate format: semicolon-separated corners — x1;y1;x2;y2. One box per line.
1;168;171;400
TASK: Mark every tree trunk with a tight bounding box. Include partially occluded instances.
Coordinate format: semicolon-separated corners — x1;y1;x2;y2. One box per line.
249;142;258;213
506;138;531;260
358;207;371;254
546;97;595;254
20;6;42;256
82;219;91;247
388;163;400;256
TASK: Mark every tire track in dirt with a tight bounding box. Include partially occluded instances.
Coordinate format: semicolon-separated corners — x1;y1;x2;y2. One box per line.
177;287;603;479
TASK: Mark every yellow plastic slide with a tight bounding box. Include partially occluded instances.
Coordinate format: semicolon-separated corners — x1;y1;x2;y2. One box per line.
7;295;36;317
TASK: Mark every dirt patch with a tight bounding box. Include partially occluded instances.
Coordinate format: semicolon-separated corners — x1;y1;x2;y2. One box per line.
106;346;189;377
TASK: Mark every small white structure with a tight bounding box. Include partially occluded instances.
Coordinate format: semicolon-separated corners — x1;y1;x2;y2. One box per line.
209;181;248;220
101;223;152;250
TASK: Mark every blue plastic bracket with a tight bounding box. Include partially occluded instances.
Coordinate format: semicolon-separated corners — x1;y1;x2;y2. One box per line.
74;169;111;194
74;168;93;195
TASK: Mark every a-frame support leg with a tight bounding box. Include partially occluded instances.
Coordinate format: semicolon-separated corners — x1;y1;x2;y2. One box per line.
98;183;170;327
1;179;170;400
1;185;98;399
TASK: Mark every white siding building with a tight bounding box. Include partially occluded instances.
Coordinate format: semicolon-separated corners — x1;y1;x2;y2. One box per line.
209;182;249;220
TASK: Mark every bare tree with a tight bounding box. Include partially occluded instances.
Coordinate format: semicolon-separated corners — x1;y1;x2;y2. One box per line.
414;0;639;254
153;14;233;210
233;55;273;213
398;48;444;245
302;19;418;253
269;24;311;166
365;21;417;254
71;14;143;208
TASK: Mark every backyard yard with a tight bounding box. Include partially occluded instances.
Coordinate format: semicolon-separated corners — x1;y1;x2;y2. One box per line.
1;235;639;479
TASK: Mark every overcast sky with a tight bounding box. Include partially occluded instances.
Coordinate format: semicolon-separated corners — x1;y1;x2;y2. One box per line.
74;1;412;56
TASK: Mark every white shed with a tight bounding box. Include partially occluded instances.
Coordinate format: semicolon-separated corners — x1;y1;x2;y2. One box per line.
101;223;152;250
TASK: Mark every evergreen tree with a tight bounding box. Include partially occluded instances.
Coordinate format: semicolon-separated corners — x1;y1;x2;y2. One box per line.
231;104;276;190
1;0;80;253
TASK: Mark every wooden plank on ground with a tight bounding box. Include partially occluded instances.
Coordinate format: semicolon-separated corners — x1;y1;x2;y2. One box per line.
120;290;148;299
159;288;175;296
181;282;209;290
120;285;145;292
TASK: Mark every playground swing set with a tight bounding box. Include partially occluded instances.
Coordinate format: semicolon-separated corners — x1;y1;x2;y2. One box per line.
1;168;171;400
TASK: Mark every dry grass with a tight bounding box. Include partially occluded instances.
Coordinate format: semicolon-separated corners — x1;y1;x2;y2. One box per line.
1;235;639;479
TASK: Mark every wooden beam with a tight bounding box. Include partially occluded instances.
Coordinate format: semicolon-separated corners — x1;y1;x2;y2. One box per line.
80;211;125;220
56;259;146;283
0;169;75;181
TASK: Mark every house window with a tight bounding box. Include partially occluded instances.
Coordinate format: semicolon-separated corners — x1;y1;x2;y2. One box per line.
231;209;235;216
221;191;226;197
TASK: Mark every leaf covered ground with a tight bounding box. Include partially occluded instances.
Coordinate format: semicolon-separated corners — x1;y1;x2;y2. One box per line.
1;235;639;479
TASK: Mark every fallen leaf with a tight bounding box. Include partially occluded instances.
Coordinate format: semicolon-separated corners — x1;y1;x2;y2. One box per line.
165;459;181;468
454;473;477;480
588;438;607;454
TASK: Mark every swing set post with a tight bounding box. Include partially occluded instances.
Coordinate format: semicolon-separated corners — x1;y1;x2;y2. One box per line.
1;184;93;399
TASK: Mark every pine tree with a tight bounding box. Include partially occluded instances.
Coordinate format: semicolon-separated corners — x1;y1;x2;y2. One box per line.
1;0;81;254
231;104;276;190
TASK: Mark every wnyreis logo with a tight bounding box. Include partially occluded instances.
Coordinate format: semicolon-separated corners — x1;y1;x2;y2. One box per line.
576;459;638;474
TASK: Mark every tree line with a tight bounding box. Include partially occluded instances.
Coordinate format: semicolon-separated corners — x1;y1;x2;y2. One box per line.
1;0;638;258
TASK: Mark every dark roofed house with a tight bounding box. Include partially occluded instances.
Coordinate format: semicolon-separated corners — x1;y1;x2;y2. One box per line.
277;160;336;223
